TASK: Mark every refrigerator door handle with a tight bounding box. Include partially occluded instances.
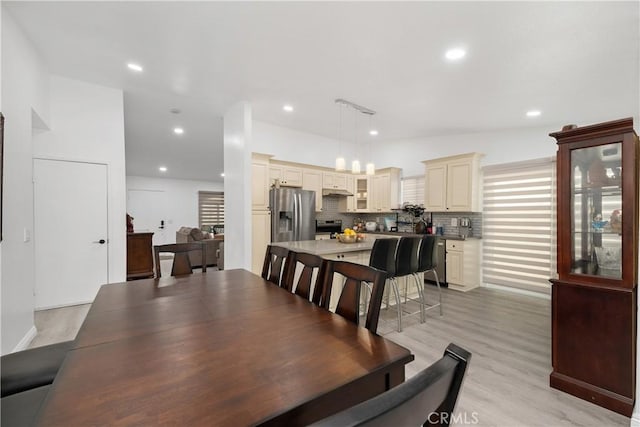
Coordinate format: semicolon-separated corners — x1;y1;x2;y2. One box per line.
293;193;299;241
296;193;302;240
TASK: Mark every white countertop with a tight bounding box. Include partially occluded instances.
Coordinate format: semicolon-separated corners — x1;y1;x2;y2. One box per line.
272;239;375;255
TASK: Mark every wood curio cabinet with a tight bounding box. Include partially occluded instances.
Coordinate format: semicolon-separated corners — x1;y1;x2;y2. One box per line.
550;118;638;416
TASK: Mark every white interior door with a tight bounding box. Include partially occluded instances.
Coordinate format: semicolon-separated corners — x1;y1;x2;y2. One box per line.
126;189;169;246
34;159;108;309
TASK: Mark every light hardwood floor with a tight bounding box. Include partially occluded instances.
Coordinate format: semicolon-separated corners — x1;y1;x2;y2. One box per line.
28;284;629;426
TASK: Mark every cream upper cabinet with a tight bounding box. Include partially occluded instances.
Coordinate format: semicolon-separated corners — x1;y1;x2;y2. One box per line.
322;172;348;190
354;176;370;212
302;169;323;212
269;165;303;187
369;169;401;212
252;155;271;211
339;175;357;212
423;153;483;212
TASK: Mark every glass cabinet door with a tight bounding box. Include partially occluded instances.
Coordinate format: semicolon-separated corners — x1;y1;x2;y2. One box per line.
570;142;622;278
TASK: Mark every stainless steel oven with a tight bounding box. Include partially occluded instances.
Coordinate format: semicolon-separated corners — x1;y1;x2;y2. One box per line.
316;219;342;238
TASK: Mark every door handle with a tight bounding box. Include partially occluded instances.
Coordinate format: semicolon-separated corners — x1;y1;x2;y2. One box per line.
93;239;106;244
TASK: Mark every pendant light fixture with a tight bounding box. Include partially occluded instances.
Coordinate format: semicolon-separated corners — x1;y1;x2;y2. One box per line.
334;98;376;175
335;103;346;171
365;113;376;175
351;108;361;174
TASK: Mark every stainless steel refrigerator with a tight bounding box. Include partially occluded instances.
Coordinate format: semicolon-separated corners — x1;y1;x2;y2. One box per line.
269;188;316;242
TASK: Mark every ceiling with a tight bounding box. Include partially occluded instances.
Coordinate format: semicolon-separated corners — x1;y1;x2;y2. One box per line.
5;1;639;182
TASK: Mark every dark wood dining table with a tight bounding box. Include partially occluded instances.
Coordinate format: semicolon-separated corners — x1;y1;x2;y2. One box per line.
36;269;414;426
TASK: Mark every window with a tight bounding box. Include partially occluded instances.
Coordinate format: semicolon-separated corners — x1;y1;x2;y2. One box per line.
482;158;556;294
199;191;224;232
401;175;425;206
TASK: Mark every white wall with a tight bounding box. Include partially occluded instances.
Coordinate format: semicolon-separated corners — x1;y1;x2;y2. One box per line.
224;102;252;270
371;125;566;177
1;8;51;354
253;121;357;168
33;75;127;285
126;175;223;242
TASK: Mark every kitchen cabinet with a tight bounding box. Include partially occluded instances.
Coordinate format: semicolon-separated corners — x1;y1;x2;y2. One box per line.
445;239;480;292
302;169;323;212
251;210;271;275
269;165;303;187
355;176;370;212
550;118;638;416
339;175;358;212
369;169;401;212
423;153;483;212
322;172;348;190
252;154;271;210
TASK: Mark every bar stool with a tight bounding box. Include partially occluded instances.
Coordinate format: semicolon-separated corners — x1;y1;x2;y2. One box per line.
394;237;424;330
368;238;402;332
414;236;443;318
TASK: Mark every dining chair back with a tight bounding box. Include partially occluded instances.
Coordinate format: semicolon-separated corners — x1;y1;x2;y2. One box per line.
153;242;206;278
320;260;386;333
310;343;472;427
1;340;73;398
283;251;325;304
261;245;290;287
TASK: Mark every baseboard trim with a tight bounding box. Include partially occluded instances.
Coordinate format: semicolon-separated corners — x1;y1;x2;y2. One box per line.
550;371;634;417
35;300;93;311
631;414;640;427
12;326;37;353
483;283;551;300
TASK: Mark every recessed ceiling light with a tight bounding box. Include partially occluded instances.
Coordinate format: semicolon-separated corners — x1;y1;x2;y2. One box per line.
526;110;542;117
170;108;181;115
127;63;143;72
220;173;225;177
283;105;294;113
173;127;184;135
369;130;379;136
445;48;466;61
159;166;167;172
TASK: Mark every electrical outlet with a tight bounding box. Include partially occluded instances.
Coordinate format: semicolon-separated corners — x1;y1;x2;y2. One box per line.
451;218;458;227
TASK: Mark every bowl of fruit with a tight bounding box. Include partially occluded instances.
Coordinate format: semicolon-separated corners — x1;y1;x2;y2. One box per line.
338;228;357;243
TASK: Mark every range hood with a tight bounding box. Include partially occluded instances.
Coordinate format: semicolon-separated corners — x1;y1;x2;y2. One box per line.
322;188;353;197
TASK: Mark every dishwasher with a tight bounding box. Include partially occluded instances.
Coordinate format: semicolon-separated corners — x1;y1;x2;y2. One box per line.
424;238;447;287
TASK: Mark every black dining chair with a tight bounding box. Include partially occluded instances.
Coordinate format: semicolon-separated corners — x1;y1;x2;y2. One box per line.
1;384;51;426
261;245;290;287
319;260;386;334
153;242;207;278
310;343;472;427
282;251;325;304
1;341;73;397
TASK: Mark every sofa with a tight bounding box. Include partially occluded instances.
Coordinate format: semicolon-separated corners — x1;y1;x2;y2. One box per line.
176;227;223;268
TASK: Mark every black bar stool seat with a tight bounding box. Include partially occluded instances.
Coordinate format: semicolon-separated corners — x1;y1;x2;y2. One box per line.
368;238;402;331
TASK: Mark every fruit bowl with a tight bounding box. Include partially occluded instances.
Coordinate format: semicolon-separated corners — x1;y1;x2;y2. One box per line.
337;233;357;243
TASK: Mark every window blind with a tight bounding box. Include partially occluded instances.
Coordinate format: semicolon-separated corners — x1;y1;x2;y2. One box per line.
401;175;425;205
199;191;224;231
482;158;556;294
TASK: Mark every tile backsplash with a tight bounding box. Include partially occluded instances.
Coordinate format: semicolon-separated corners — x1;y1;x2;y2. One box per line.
316;196;482;237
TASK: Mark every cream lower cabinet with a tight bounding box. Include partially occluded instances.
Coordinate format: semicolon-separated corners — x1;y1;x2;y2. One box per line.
445;239;480;292
423;153;484;212
251;210;271;275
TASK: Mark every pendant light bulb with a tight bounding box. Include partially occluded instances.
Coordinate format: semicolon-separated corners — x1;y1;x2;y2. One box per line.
352;160;361;174
366;162;375;175
335;157;346;171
